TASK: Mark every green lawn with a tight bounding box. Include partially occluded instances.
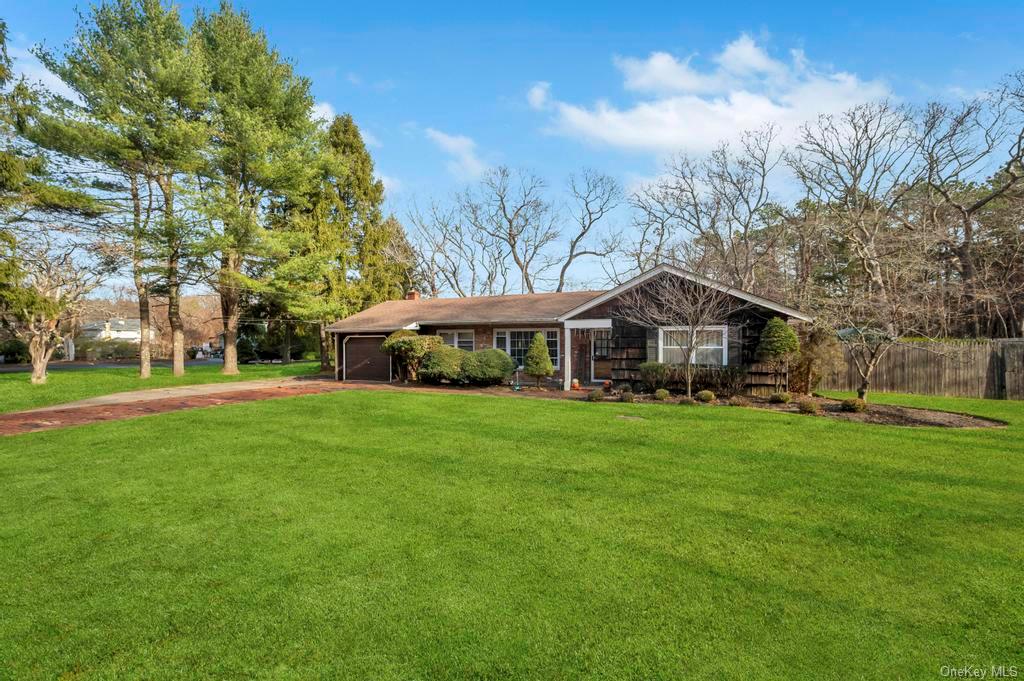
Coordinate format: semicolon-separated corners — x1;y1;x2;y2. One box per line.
0;361;322;414
1;390;1021;679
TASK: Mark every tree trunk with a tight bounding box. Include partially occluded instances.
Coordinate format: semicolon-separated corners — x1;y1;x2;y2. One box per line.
168;264;185;377
282;322;292;364
129;173;151;379
219;252;241;375
137;290;152;379
319;323;331;371
158;174;185;377
28;333;54;385
857;381;868;401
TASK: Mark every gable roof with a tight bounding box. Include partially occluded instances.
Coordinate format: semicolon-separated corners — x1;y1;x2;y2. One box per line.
327;290;602;334
558;264;814;322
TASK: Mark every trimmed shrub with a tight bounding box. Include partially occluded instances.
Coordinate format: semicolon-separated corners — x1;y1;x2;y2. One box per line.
0;338;30;364
523;332;554;386
841;398;868;413
619;391;635;403
768;392;792;404
381;331;444;381
728;395;750;407
653;388;670;401
757;317;801;391
678;396;697;406
587;388;605;402
620;383;633;394
419;345;467;383
694;389;715;403
797;398;820;414
638;361;671;391
461;348;516;386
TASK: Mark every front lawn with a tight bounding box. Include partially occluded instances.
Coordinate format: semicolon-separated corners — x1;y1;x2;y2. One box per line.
1;391;1021;679
0;361;322;414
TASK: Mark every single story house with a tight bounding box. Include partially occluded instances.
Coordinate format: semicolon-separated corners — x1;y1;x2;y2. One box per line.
326;264;812;389
77;318;154;343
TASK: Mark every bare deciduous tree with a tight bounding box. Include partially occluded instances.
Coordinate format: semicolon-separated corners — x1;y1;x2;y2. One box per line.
6;234;105;383
556;169;621;291
409;201;509;297
630;126;785;292
618;272;746;396
459;166;558;293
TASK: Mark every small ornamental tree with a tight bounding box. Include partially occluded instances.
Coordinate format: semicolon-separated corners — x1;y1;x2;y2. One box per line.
757;317;800;391
523;332;554;387
380;331;443;381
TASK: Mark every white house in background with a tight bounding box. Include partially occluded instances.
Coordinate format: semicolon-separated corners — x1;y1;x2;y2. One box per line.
78;318;154;343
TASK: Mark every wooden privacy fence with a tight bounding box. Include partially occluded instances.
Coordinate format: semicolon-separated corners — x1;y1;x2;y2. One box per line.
822;339;1024;400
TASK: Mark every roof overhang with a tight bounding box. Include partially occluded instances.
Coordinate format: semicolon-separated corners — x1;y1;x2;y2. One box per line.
557;264;814;323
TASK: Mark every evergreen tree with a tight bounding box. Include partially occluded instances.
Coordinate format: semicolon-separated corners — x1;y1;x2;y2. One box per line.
523;332;554;387
31;0;209;377
757;317;801;391
193;3;316;375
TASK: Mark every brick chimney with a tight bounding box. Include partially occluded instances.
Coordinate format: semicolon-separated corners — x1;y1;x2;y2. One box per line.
405;290;420;301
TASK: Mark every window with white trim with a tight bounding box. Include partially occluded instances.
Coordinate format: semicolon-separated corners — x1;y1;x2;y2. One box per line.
494;329;559;368
439;330;475;352
658;326;728;366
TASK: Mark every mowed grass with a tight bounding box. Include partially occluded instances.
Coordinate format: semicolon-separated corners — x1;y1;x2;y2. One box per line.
1;391;1022;679
0;361;322;413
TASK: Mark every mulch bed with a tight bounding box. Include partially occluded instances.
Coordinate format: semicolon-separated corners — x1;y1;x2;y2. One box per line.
747;395;1005;428
583;392;1003;428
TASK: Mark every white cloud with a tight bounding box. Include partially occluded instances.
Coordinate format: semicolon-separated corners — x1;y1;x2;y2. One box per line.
346;72;363;86
537;34;891;155
425;128;487;180
9;45;79;102
379;173;402;194
361;129;382;148
312;101;336;123
527;81;551;110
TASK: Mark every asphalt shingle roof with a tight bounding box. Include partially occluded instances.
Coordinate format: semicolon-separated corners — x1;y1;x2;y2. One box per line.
326;291;603;333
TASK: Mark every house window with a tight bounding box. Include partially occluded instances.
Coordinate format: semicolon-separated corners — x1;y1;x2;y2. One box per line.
658;326;728;366
494;329;559;368
592;329;611;359
439;330;475;352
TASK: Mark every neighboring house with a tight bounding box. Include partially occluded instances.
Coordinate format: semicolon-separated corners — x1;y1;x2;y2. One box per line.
326;264;812;387
77;318;153;343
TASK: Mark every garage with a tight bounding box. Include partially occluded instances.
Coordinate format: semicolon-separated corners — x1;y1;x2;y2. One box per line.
342;335;391;381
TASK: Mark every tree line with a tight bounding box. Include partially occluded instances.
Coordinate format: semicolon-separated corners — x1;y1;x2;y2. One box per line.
0;1;413;383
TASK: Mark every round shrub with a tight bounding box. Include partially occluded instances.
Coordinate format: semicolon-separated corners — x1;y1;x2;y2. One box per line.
381;331;444;381
694;390;715;403
678;396;697;406
653;388;670;401
587;388;605;402
728;395;750;407
461;348;516;386
419;345;467;383
841;398;868;413
619;391;635;403
768;392;792;404
0;338;30;364
797;398;820;414
620;382;633;394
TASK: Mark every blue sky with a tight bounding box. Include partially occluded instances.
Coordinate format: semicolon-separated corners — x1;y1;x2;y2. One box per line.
5;0;1024;240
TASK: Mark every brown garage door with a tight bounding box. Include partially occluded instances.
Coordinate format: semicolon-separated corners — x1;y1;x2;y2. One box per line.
344;336;391;381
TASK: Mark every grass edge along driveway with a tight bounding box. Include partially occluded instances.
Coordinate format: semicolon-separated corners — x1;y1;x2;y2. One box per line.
0;361;322;414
